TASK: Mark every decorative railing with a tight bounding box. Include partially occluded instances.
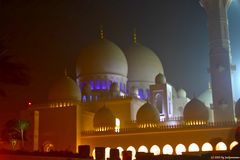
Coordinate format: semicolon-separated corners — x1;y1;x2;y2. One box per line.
81;121;240;136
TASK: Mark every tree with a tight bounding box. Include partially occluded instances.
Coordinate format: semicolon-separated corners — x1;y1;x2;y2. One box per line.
15;119;30;149
1;119;30;150
1;119;21;150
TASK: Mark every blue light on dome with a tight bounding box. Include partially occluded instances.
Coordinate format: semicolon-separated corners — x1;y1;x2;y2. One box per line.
120;82;124;92
138;89;145;100
102;80;107;90
96;80;101;90
89;81;94;90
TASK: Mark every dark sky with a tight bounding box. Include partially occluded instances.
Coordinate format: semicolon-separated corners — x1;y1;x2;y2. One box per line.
0;0;240;112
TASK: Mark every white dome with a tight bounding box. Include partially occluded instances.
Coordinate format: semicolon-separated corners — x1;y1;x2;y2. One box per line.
197;88;212;108
183;98;209;121
76;39;128;78
177;89;187;98
155;73;166;84
48;76;81;102
136;102;160;124
93;106;115;129
125;44;164;83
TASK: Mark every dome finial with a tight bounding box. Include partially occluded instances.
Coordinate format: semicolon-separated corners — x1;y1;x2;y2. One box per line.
99;25;104;39
133;28;137;44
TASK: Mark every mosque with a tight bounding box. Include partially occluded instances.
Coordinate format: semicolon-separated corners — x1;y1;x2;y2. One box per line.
19;0;240;158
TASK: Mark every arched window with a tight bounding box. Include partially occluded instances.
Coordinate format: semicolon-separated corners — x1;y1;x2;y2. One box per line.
201;142;213;151
138;89;145;100
102;80;107;90
146;89;150;98
216;142;227;151
108;80;112;90
95;80;101;90
230;141;238;150
138;145;148;153
154;93;164;114
105;147;111;159
150;145;160;155
117;147;123;159
162;144;173;155
175;144;186;155
82;95;86;102
120;82;124;92
115;118;120;133
89;81;94;90
92;149;95;159
127;146;136;160
188;143;199;152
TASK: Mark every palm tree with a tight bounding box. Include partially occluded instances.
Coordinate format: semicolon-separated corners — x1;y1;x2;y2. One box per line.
1;119;21;150
15;119;30;149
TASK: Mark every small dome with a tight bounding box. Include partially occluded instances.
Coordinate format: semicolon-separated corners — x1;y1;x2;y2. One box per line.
183;98;209;121
235;98;240;119
155;73;166;84
197;88;212;108
177;89;187;98
136;102;160;124
76;39;128;78
82;83;91;95
48;75;81;102
125;44;164;83
93;106;115;129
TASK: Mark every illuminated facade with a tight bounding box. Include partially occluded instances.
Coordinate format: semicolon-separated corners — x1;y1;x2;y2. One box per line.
20;0;240;158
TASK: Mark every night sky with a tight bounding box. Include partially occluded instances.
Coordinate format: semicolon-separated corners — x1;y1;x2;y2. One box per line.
0;0;240;112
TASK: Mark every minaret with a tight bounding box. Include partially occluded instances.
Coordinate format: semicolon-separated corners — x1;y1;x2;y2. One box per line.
200;0;234;122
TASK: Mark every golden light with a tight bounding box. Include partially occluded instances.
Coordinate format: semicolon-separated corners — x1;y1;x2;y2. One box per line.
175;144;186;155
230;141;238;150
162;144;173;155
188;143;199;152
138;145;148;153
115;118;120;133
216;142;227;151
127;146;136;160
92;149;95;159
150;145;160;155
201;142;213;151
105;147;111;159
117;146;124;159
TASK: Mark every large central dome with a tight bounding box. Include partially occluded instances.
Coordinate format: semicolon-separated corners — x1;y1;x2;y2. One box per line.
125;44;164;83
76;39;128;78
125;43;164;99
